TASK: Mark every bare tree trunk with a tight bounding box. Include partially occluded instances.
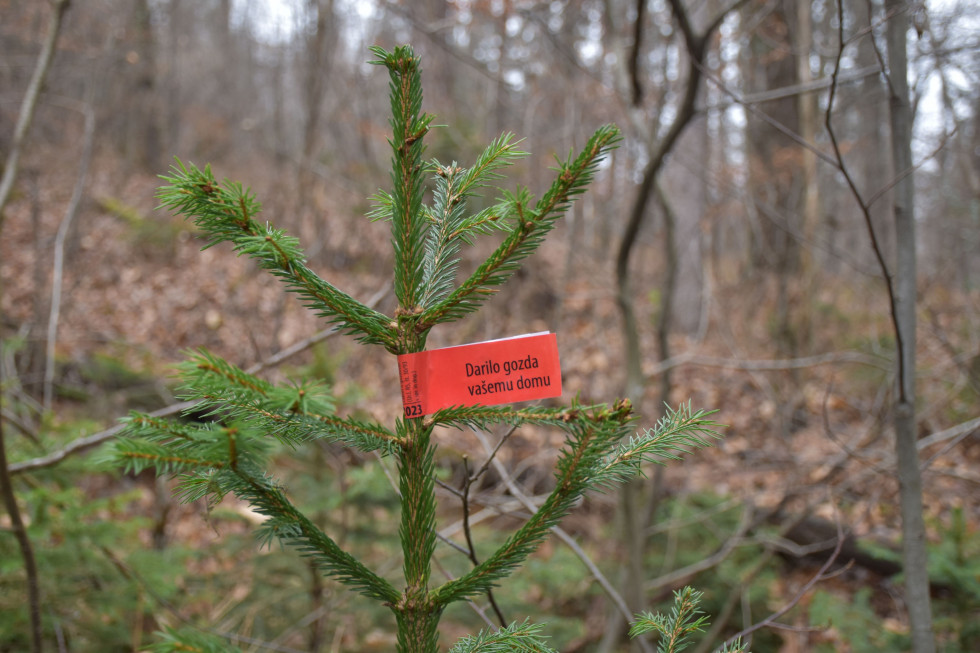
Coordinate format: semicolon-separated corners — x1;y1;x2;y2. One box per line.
0;0;70;223
608;3;739;649
743;1;804;355
741;0;815;437
126;0;162;171
654;180;678;408
616;0;718;405
884;2;935;651
857;0;893;268
796;3;819;249
164;0;183;155
295;0;335;260
795;1;818;353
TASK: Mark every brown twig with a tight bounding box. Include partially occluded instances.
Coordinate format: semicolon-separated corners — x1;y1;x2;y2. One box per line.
1;407;41;446
459;456;508;627
824;0;906;402
468;423;519;485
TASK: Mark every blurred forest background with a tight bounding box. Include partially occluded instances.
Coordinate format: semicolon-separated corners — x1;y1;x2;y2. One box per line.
1;0;979;651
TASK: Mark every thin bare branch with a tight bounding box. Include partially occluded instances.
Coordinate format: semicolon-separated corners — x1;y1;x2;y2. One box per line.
704;65;879;107
915;416;980;452
459;456;508;627
1;408;40;444
43;88;96;410
825;0;905;398
701;65;841;169
468;423;519;485
865;124;959;208
645;349;889;379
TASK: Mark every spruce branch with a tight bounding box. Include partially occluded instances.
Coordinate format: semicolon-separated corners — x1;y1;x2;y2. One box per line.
234;469;401;604
174;349;400;452
179;349;276;397
629;586;748;653
426;403;603;431
157;160;395;348
432;400;721;608
113;440;228;475
110;388;402;604
190;396;401;454
122;412;213;443
110;414;270;479
294;413;403;453
447;619;558;653
592;402;724;490
149;627;242;653
12;296;387;476
420;133;527;308
630;586;709;651
418;124;621;329
431;475;585;601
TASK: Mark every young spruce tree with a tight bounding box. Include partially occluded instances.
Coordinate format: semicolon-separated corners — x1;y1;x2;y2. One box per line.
111;46;729;653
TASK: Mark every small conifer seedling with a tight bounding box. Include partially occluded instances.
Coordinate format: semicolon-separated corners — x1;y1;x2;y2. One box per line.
112;45;725;653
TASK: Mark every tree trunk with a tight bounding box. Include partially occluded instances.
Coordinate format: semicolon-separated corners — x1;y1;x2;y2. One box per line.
296;0;335;260
795;1;818;353
126;0;162;171
742;0;810;435
608;3;727;649
654;180;678;407
885;2;935;651
0;0;70;222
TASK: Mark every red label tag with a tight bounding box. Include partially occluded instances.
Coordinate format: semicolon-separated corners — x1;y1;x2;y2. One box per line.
398;332;562;418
